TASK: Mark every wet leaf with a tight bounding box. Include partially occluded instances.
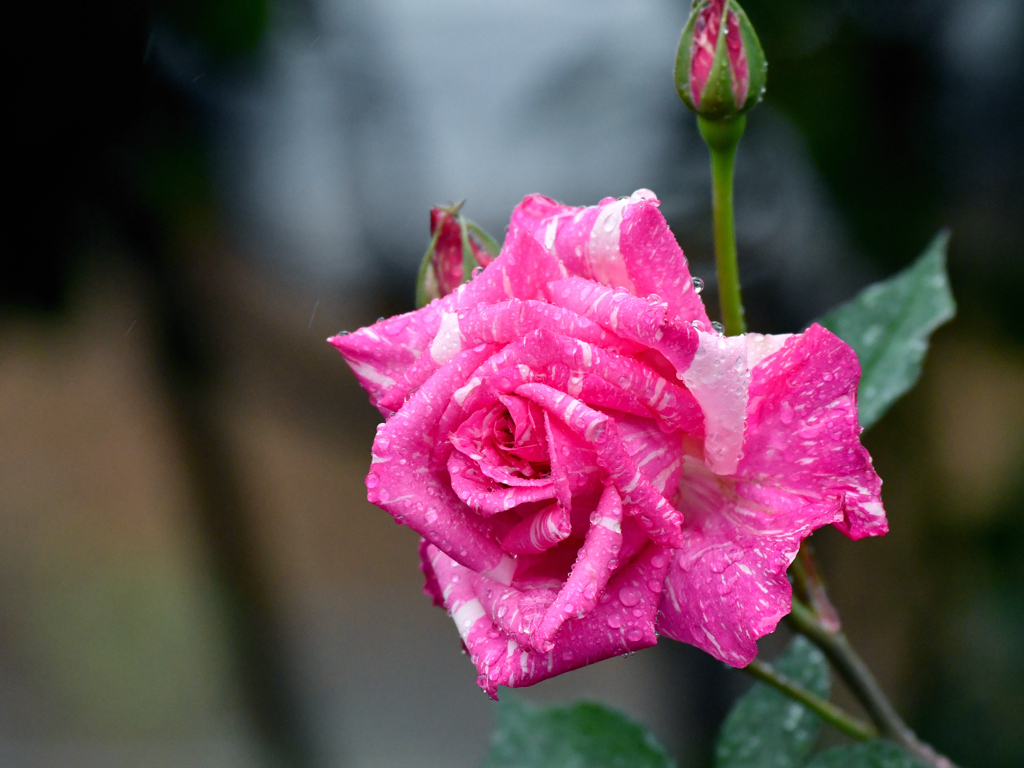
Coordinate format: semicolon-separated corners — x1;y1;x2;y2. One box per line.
805;740;931;768
482;696;675;768
716;636;830;768
819;231;956;430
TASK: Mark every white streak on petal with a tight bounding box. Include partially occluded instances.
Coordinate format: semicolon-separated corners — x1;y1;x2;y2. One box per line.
429;311;463;365
453;599;485;641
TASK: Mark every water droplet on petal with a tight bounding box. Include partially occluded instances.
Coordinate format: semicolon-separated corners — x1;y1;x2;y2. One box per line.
607;614;623;629
711;321;725;334
366;473;380;488
619;587;641;607
648;579;664;593
626;628;644;642
691;276;704;294
425;508;439;523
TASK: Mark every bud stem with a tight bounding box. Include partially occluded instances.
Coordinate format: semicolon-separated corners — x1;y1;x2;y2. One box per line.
698;114;747;336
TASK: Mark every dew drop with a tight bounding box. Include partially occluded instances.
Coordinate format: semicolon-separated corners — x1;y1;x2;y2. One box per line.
711;321;725;334
691;276;704;294
619;586;641;607
425;508;439;523
651;554;666;568
366;473;380;488
632;608;643;618
779;400;794;425
626;628;644;642
647;579;664;593
607;614;623;629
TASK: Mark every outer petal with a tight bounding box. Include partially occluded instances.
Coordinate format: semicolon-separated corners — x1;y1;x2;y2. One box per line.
331;226;564;414
424;542;670;698
510;191;710;326
739;323;886;540
658;455;844;666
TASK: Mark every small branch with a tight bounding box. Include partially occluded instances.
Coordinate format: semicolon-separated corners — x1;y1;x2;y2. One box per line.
787;598;958;768
743;659;878;741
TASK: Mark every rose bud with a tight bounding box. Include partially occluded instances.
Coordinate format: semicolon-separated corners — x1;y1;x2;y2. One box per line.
675;0;767;120
416;206;500;307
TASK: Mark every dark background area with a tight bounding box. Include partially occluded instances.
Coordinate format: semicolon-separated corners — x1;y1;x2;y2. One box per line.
2;0;1022;766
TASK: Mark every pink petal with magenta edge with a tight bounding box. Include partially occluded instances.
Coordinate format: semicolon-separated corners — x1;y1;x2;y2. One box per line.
423;541;671;698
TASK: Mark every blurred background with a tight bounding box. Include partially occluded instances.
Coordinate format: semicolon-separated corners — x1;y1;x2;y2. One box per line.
2;0;1022;765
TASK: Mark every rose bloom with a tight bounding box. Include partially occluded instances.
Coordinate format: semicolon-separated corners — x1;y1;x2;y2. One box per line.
331;190;886;698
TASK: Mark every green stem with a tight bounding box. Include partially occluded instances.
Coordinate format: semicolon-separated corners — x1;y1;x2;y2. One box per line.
788;598;958;768
744;659;878;741
698;114;747;336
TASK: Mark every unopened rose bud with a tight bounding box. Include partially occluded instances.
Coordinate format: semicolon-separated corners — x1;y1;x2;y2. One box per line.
675;0;766;121
415;205;501;307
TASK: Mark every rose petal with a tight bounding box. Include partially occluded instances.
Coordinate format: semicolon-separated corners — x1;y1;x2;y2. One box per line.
516;382;685;549
680;330;750;475
501;502;572;555
369;343;512;573
613;412;685;495
453;329;703;436
739;323;886;540
535;483;625;650
330;307;442;415
448;449;557;515
548;277;702;376
510;192;709;326
658;455;844;666
425;542;670;698
544;412;602;515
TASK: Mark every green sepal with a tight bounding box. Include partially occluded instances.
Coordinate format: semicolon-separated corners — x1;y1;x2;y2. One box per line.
674;6;701;110
414;220;446;309
465;219;502;257
733;3;767;110
459;215;482;286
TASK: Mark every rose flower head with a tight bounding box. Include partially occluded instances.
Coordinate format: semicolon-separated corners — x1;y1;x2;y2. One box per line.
330;191;886;698
675;0;767;120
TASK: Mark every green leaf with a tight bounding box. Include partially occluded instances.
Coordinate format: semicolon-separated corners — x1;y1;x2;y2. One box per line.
819;231;956;430
716;636;830;768
482;697;675;768
804;740;932;768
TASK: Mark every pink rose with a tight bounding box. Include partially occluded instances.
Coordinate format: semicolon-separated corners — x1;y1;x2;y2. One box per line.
330;190;886;698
